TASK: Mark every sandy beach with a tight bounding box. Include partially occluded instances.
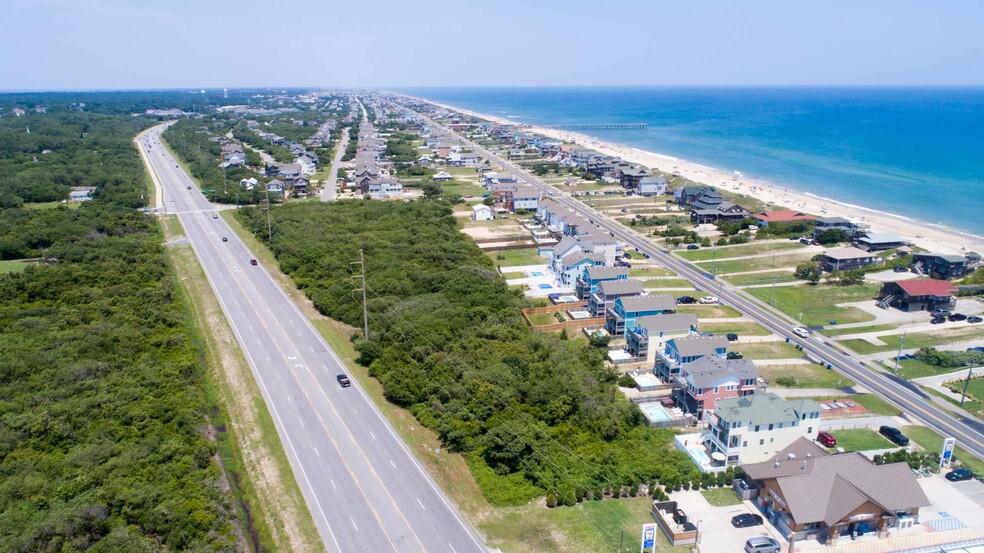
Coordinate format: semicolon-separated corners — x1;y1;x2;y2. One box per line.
418;97;984;257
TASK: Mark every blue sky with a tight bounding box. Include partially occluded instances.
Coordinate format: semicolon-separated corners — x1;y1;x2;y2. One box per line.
2;0;983;90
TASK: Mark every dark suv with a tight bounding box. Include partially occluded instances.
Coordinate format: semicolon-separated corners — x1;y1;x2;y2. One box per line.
879;425;910;446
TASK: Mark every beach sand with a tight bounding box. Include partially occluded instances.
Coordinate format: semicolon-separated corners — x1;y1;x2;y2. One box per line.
420;98;984;257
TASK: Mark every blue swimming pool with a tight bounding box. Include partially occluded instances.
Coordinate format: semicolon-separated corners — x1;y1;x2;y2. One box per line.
639;403;671;423
538;283;553;289
530;271;544;277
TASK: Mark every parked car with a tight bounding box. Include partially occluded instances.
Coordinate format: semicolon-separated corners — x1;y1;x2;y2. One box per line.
817;431;837;448
788;236;800;241
893;266;909;273
933;309;953;318
336;374;351;387
745;537;781;553
731;513;764;528
946;468;975;482
221;237;228;242
249;259;258;266
726;351;744;360
623;253;632;259
726;333;739;342
676;295;697;304
879;425;910;446
931;316;946;325
686;244;700;250
792;327;810;338
699;296;719;304
948;313;968;322
968;346;984;353
620;208;628;213
968;316;983;324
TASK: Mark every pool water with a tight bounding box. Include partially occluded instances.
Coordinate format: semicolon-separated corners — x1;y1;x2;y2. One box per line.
530;271;544;276
640;403;672;423
538;283;553;289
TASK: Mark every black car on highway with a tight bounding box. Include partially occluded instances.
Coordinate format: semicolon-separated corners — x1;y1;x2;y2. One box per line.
732;513;764;528
336;374;351;387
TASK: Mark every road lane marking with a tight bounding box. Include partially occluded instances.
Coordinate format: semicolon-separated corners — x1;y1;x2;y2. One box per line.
350;518;359;532
389;459;396;469
352;407;358;414
416;498;426;511
298;418;304;427
449;544;458;553
369;431;376;440
314;447;319;456
331;479;337;490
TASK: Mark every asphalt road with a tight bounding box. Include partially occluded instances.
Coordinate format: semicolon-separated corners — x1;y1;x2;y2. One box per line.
399;100;984;461
320;128;349;202
137;125;486;553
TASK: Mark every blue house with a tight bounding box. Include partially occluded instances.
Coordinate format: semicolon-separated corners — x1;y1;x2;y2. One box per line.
589;279;644;317
605;294;677;336
575;265;629;300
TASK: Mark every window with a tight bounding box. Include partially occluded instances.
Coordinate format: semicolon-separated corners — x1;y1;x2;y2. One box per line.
778;423;783;429
802;414;807;420
807;427;813;434
755;425;760;432
713;387;719;394
759;439;765;445
768;424;774;431
743;441;747;447
770;438;775;443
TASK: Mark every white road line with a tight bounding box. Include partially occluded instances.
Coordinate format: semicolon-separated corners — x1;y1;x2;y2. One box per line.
298;418;304;427
369;431;375;440
416;498;426;511
314;447;320;456
389;459;397;469
330;479;337;490
350;518;359;531
352;407;358;414
294;364;303;368
449;544;458;553
310;346;315;352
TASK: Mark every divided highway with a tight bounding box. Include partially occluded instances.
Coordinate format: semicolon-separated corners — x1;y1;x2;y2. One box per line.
138;124;486;553
399;100;984;461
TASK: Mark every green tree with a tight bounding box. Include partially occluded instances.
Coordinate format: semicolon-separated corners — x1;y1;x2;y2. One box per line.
794;261;823;284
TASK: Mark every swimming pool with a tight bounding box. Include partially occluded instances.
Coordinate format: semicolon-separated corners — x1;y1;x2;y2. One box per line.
538;283;553;289
639;403;672;423
530;271;544;277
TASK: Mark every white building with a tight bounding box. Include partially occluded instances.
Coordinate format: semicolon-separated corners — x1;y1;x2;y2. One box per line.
367;180;403;199
471;204;494;221
700;393;821;467
69;186;96;202
638;175;667;197
512;186;540;211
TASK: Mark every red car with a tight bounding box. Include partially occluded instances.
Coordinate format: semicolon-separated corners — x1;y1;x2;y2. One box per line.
249;259;258;266
817;431;837;448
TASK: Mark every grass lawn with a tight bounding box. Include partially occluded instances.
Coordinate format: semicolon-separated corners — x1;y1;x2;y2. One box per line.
0;260;31;273
944;378;984;418
643;279;694;289
904;426;984;475
820;323;901;337
23;200;81;210
731;341;805;360
677;304;742;318
724;271;798;287
698;253;816;275
629;265;676;277
502;271;526;279
809;394;902;416
748;283;880;327
758;364;854;388
700;488;742;507
829;429;893;452
840;326;984;355
488;248;545;268
699;321;772;336
528;312;562;326
889;358;964;381
679;241;806;262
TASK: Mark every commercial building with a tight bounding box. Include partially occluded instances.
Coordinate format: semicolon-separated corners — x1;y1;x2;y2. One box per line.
879;279;957;312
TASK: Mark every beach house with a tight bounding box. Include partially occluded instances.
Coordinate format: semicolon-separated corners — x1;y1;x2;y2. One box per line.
743;439;929;543
813;216;856;238
654;335;729;382
753;209;816;227
819;247;877;272
912;252;969;280
879;279;956;312
624;312;699;363
575;265;629;300
855;232;909;251
604;294;677;336
471;204;494;221
588;279;645;317
673;355;758;417
638;175;667;197
700;394;821;467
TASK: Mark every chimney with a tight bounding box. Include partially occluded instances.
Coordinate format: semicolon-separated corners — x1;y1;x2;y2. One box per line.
774;461;780;468
801;461;807;470
787;453;796;460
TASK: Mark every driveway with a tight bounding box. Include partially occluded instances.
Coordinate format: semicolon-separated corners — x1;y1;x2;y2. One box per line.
667;490;786;553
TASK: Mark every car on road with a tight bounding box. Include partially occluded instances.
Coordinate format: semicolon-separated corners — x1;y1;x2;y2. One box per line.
212;213;218;219
948;313;968;322
968;316;983;323
175;164;179;168
744;537;781;553
817;431;837;448
336;374;351;387
879;425;910;446
731;513;763;528
792;327;810;338
686;244;700;250
946;468;975;482
699;296;719;304
726;333;739;341
249;259;258;266
676;295;697;304
222;237;228;242
186;185;191;190
933;309;952;318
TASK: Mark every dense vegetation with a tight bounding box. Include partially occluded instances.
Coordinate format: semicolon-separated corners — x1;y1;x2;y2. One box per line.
236;200;702;506
0;101;239;550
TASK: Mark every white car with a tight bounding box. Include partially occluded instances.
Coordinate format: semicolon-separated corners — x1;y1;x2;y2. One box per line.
793;327;810;338
698;296;719;304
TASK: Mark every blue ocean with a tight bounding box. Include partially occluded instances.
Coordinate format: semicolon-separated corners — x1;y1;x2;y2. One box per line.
398;87;984;235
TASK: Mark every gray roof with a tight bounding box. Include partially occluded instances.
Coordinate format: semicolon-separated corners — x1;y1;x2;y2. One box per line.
551;236;582;256
585;266;629;280
822;247;873;261
671;335;730;358
858;232;907;244
597;279;644;296
817;216;852;224
635;312;698;334
561;251;605;266
743;439;930;525
913;252;967;263
714;393;821;427
682;356;757;388
617;294;677;313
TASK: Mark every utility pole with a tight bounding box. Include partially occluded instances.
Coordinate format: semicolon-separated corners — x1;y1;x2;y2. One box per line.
961;366;975;406
711;244;717;274
893;332;906;374
770;272;777;306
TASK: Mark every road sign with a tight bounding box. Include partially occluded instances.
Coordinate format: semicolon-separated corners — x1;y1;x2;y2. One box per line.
940;437;956;469
640;523;657;552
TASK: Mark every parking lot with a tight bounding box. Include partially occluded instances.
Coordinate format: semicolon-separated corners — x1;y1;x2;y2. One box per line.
667;490;786;553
